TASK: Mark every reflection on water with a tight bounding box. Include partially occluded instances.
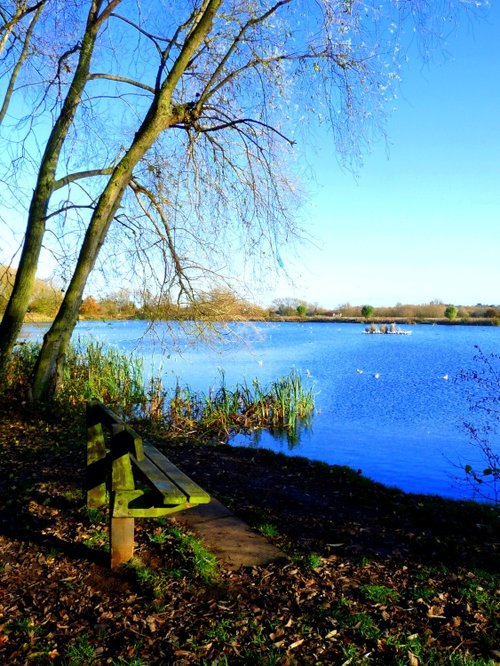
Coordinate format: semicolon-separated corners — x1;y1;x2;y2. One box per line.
20;320;500;501
235;417;314;451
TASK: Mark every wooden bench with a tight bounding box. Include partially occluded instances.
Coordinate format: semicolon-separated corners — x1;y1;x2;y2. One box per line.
86;400;210;567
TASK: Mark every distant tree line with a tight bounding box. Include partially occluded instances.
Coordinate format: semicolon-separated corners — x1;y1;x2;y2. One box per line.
1;266;63;318
1;267;268;321
2;266;498;323
269;298;500;323
64;287;267;322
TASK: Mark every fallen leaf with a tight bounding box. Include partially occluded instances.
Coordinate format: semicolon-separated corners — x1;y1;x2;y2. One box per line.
427;605;446;618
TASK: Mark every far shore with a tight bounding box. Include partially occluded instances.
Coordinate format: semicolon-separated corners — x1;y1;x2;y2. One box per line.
20;313;500;327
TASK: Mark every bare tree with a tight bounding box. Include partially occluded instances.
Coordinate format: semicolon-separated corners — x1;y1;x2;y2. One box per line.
0;0;121;383
0;0;485;399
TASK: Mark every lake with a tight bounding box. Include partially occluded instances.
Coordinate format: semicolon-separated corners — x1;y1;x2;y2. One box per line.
21;320;500;502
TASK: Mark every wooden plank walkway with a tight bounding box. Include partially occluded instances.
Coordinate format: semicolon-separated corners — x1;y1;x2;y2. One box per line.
170;498;285;570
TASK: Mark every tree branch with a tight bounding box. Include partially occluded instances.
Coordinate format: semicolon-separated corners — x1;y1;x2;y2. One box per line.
0;1;45;46
162;0;221;98
128;177;194;300
88;72;155;94
53;167;115;191
95;0;123;30
0;3;43;124
44;203;96;221
110;11;171;51
199;116;296;146
197;0;292;108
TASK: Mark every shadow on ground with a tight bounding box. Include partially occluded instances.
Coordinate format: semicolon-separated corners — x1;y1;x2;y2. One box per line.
163;443;499;572
0;399;498;574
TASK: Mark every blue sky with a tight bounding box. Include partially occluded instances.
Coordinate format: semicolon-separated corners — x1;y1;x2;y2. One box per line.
261;2;500;309
2;3;497;311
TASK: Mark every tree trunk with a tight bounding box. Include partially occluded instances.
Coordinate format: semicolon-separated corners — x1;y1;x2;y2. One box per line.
0;1;109;385
31;0;221;401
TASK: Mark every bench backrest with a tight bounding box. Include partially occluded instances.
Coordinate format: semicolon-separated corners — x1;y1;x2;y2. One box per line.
87;400;146;507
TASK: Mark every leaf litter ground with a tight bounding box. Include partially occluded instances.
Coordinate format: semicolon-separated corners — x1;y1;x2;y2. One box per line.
0;398;498;665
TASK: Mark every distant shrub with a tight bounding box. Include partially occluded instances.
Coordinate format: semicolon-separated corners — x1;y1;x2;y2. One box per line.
296;304;307;318
80;296;101;317
444;305;457;321
361;305;375;319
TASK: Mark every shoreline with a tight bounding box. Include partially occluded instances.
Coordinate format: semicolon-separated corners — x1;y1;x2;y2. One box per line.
21;314;500;327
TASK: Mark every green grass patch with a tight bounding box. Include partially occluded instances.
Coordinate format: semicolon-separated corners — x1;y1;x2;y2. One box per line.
169;525;219;584
257;522;279;538
147;527;170;544
66;634;97;665
347;612;381;640
360;584;400;604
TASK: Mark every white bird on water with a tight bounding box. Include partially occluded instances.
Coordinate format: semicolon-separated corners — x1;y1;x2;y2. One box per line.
373;372;380;379
356;368;364;374
442;373;449;380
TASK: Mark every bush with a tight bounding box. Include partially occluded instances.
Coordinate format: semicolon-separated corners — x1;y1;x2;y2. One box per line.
296;304;307;318
444;305;458;321
361;305;375;319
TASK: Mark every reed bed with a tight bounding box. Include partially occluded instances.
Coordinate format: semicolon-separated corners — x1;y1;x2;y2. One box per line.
186;369;315;441
65;340;145;411
5;341;315;442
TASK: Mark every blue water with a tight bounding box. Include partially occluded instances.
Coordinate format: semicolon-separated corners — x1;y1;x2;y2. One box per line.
21;320;500;501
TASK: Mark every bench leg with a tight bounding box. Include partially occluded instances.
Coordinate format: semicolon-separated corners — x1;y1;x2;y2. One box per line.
86;422;107;508
110;516;134;568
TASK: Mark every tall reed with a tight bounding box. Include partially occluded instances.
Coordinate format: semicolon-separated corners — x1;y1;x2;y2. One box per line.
63;340;145;414
5;341;315;441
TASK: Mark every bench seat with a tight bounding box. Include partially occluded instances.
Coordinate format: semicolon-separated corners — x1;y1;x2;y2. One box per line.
86;400;210;566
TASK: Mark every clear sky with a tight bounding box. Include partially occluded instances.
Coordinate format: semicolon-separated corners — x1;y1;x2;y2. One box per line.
259;2;500;309
1;3;498;311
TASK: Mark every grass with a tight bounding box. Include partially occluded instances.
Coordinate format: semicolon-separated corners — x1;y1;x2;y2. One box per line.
66;634;97;665
411;586;439;600
360;584;400;604
82;529;108;549
65;339;146;413
125;559;182;599
205;618;235;643
168;525;219;584
257;522;279;538
86;507;106;523
126;524;219;591
348;612;381;640
168;368;314;442
304;552;322;569
290;550;323;570
147;527;170;544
